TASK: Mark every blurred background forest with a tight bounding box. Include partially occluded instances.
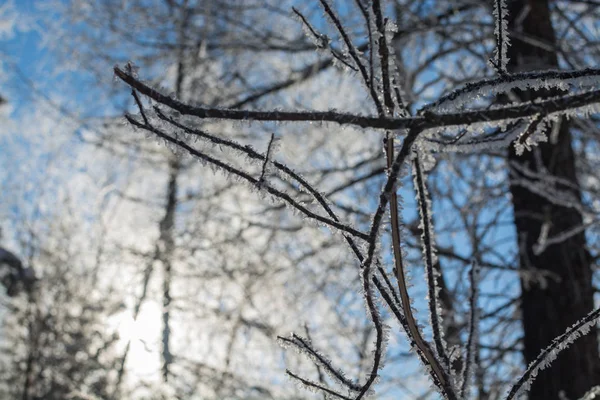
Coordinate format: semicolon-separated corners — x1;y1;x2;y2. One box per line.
1;0;600;399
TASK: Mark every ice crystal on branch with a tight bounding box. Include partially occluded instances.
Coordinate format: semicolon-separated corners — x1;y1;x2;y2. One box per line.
579;386;600;400
492;0;511;74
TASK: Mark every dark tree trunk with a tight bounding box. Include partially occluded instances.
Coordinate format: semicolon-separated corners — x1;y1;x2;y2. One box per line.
505;1;600;398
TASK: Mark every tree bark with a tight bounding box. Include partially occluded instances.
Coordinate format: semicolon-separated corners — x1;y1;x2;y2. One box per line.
506;1;600;398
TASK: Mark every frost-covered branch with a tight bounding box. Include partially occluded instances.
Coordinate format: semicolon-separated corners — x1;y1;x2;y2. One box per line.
491;0;511;74
291;7;358;72
114;66;600;133
460;262;481;398
505;307;600;400
412;151;450;370
422;68;600;113
286;370;353;400
125;114;368;241
316;0;383;115
278;334;361;392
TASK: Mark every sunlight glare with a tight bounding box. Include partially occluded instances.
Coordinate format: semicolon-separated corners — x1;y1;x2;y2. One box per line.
113;302;163;378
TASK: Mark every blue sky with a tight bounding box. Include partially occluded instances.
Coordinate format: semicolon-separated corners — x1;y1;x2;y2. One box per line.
1;0;46;106
1;0;122;124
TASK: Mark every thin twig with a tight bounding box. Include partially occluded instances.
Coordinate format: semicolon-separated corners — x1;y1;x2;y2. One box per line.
316;0;384;114
460;262;480;398
413;151;451;370
278;334;361;392
286;370;353;400
257;133;276;186
372;0;395;114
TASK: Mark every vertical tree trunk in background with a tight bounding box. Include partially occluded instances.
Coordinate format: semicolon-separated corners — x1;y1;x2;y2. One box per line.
506;1;600;398
160;159;178;382
20;305;37;400
159;0;189;383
